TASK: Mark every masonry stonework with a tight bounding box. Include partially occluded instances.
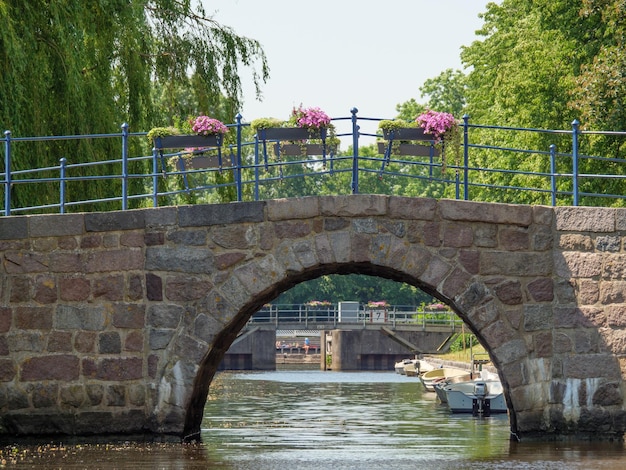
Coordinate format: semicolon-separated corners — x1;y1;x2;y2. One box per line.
1;195;626;441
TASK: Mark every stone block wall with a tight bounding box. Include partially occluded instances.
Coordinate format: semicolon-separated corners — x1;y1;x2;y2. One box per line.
0;195;625;440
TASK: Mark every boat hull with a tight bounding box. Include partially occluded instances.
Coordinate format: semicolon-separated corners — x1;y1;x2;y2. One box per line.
420;367;470;392
394;359;412;374
404;362;418;376
443;380;507;414
433;374;472;403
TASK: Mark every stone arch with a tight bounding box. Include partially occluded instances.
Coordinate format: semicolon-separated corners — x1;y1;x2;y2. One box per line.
179;259;491;439
148;196;624;442
164;232;528;439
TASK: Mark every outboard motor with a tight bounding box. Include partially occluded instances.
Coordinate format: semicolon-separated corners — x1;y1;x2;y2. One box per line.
473;381;488;398
472;381;491;416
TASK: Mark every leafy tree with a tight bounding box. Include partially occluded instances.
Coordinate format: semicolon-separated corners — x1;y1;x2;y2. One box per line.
276;274;434;307
461;1;579;129
0;0;269;212
395;99;426;122
572;1;626;131
394;69;467;122
457;0;626;206
420;69;467;116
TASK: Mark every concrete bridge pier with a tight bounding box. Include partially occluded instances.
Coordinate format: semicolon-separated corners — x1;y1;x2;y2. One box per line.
326;329;455;371
219;327;276;370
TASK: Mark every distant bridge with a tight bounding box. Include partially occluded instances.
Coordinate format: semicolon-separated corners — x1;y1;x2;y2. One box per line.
224;304;463;370
245;303;463;332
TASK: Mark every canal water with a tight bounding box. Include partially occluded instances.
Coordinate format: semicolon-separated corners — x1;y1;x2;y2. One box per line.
2;368;625;468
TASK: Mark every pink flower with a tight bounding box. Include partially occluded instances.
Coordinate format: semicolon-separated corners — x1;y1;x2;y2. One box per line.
416;110;457;142
425;303;449;311
291;106;331;130
307;300;331;307
191;115;228;135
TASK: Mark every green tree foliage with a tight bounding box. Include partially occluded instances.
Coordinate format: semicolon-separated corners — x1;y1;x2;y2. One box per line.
395;99;426;122
394;69;467;122
0;0;268;212
572;1;626;131
459;0;626;206
276;274;434;307
420;69;467;117
461;1;580;128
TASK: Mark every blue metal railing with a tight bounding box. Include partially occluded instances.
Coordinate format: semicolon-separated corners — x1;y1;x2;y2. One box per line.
2;109;626;216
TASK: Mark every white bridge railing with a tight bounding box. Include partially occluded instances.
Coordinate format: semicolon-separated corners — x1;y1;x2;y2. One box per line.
247;304;463;331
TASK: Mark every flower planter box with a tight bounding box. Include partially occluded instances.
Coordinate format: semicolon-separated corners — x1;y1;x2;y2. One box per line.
274;143;336;156
382;127;433;141
154;134;223;149
377;141;439;157
152;134;225;178
257;127;330;163
257;127;327;141
379;127;439;157
179;155;224;169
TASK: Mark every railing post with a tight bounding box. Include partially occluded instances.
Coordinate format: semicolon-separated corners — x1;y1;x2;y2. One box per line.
151;146;159;207
350;107;359;194
60;158;67;214
550;144;557;206
235;113;243;202
571;119;580;206
253;125;260;201
4;130;11;216
462;114;470;200
121;123;129;211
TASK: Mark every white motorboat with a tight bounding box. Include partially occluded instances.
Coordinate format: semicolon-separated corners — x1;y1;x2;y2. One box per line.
416;360;435;374
404;360;419;377
395;358;436;376
442;377;507;415
433;373;472;403
420;367;471;392
394;358;414;374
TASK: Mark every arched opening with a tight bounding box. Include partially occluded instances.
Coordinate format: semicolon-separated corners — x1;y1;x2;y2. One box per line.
182;263;511;441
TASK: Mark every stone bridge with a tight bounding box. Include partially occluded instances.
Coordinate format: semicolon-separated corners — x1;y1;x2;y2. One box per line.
1;195;625;442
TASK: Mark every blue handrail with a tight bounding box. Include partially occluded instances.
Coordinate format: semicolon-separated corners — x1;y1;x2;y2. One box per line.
2;109;626;216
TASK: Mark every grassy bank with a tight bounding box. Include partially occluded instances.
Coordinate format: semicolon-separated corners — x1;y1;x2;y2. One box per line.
438;344;488;364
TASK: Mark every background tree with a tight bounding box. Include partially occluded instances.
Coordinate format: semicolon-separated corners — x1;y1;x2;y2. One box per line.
393;69;467;122
457;0;626;205
275;274;435;307
395;99;426;122
420;68;467;117
0;0;269;212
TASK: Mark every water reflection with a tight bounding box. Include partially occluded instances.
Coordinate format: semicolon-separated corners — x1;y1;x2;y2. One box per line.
2;369;625;469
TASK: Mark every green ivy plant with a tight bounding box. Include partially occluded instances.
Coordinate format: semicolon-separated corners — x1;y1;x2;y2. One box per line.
146;126;180;142
378;119;419;133
249;117;285;133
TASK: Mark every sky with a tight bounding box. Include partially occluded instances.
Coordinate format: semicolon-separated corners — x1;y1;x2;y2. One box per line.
207;0;491;141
